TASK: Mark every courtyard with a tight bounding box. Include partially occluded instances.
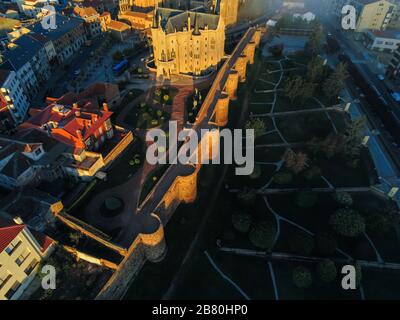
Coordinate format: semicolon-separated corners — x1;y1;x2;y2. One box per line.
170;50;400;300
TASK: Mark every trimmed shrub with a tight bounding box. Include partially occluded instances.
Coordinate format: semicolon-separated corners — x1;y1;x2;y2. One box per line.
316;259;337;283
329;208;366;237
249;221;276;250
232;213;253;233
293;266;313;288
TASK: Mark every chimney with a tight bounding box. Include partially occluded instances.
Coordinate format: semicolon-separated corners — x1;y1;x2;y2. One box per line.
13;217;24;225
103;103;109;112
76;129;83;141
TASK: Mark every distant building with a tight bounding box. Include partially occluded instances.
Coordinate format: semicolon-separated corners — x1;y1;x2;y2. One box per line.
19;0;60;19
0;133;60;190
106;19;131;40
292;10;316;22
0;188;63;231
3;33;52;85
362;29;400;52
28;14;87;65
151;8;225;79
283;0;306;9
0;33;54;102
212;0;240;27
0;218;54;300
329;0;396;32
72;0;107;13
73;6;102;38
0;16;21;44
118;6;154;31
19;102;133;180
386;45;400;83
99;11;111;31
48;82;121;110
0;69;29;127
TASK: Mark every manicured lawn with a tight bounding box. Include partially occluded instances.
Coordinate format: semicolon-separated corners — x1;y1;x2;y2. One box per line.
275;112;334;143
272;260;361;300
68;141;143;218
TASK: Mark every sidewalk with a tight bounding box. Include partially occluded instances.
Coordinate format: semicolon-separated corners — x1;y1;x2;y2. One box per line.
343;88;400;203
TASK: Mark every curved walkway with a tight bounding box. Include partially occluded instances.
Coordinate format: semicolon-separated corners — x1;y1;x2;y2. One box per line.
227;54;384;300
205;251;251;300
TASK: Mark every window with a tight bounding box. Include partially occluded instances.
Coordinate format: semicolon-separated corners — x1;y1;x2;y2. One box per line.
5;280;21;300
0;273;12;290
24;259;38;275
5;240;21;255
15;249;30;267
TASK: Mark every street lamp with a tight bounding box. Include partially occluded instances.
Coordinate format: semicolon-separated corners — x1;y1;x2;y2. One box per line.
379;176;400;199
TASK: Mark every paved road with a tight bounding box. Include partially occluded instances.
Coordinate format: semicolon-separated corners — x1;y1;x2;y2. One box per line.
319;12;400;202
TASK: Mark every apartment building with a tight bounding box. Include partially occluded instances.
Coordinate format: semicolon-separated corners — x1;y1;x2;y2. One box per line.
362;29;400;51
19;102;133;179
0;69;29;127
386;44;400;82
28;14;87;65
330;0;397;32
0;218;54;300
73;6;102;38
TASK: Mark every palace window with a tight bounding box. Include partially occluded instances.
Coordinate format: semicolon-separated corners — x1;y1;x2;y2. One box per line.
5;240;21;255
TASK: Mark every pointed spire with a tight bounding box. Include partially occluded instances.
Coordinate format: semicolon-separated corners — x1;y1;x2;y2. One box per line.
152;10;158;29
192;13;200;36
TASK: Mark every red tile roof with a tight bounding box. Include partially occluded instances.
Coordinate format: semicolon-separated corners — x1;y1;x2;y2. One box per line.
29;229;54;253
0;218;54;253
19;104;113;151
0;219;24;252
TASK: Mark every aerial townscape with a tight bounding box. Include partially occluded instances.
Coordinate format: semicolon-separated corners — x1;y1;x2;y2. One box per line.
1;0;400;303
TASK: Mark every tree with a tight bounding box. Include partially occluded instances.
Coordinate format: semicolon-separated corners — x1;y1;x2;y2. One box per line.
322;62;349;101
366;205;399;235
295;192;318;208
69;232;82;246
316;259;337;283
308;133;346;158
292;266;313;288
282;149;308;174
305;26;323;56
237;187;257;207
329;208;366;237
284;75;315;104
269;44;284;57
112;50;124;61
288;233;315;255
315;232;337;255
245;118;266;138
232;213;253;233
343;117;366;159
273;171;293;185
307;57;325;82
333;192;353;206
303;166;322;181
249;221;277;250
